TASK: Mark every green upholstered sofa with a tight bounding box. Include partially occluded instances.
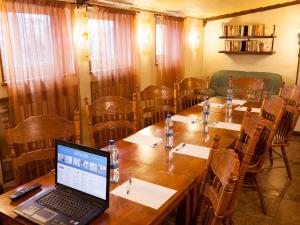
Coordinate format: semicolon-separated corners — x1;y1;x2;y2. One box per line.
209;70;282;97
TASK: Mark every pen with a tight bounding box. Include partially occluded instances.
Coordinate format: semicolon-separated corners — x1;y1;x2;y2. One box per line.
152;140;163;148
127;178;132;195
175;143;186;151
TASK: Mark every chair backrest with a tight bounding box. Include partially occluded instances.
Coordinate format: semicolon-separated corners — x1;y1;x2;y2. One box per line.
198;135;240;225
84;95;138;148
232;108;263;203
136;85;176;127
229;76;265;101
248;94;286;170
177;77;209;111
275;83;300;144
279;82;300;107
2;111;80;186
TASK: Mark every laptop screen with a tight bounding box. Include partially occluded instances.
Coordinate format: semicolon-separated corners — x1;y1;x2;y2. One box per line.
56;143;109;200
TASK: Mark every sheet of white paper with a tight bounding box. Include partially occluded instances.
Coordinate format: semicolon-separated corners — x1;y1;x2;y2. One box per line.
232;99;247;105
171;143;210;159
199;101;224;108
171;115;201;124
210;121;241;131
124;133;163;148
234;106;261;113
111;178;177;210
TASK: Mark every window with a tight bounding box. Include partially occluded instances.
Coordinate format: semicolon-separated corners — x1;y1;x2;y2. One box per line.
156;24;164;56
88;19;115;73
0;13;54;82
155;17;166;65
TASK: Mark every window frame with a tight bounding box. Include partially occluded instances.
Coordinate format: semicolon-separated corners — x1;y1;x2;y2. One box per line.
0;50;6;86
0;11;75;84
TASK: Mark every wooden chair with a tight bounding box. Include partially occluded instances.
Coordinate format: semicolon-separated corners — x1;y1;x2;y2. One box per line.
269;83;300;179
2;111;80;186
229;76;265;101
194;110;263;225
194;135;240;225
177;77;209;111
84;95;138;148
242;94;286;214
136;85;177;128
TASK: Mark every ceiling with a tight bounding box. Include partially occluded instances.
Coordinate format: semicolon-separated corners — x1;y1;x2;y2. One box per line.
99;0;296;18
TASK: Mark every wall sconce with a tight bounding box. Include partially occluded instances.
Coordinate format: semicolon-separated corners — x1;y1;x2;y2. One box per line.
189;31;200;49
138;20;152;54
82;32;89;41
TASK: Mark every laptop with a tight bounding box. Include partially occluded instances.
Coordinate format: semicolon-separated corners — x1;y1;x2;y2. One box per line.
13;140;110;225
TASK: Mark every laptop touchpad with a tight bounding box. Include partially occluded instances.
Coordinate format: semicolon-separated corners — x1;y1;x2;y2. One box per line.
32;208;58;223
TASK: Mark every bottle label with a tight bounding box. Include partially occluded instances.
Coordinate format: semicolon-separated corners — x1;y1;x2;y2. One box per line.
165;130;173;137
203;110;209;115
110;162;119;169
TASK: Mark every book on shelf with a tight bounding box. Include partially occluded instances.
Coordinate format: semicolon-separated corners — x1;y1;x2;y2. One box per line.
222;24;274;37
224;40;271;52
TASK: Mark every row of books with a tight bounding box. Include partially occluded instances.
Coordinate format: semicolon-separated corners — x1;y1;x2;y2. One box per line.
222;24;273;37
224;40;270;52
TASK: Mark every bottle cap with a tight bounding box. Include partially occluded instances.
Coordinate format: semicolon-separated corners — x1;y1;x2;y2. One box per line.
108;140;115;145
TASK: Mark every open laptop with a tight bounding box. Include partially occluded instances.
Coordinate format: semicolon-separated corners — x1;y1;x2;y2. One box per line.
13;140;110;225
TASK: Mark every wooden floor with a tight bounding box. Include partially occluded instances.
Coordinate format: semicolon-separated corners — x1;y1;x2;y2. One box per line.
163;134;300;225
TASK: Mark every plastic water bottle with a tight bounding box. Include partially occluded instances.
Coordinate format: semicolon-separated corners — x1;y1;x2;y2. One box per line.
107;140;119;183
165;114;174;148
226;88;233;114
203;97;210;124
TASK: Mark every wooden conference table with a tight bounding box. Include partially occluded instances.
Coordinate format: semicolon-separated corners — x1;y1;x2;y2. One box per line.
0;98;261;225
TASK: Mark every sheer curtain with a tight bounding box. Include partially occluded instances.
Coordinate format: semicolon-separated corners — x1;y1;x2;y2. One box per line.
0;0;79;124
88;7;137;101
156;15;184;87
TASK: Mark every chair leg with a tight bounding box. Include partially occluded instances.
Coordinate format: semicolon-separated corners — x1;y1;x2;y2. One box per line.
281;145;292;179
223;217;234;225
211;217;223;225
253;174;267;214
228;217;234;225
269;148;274;167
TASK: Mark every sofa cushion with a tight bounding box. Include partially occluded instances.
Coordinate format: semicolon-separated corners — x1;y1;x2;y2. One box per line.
209;70;282;97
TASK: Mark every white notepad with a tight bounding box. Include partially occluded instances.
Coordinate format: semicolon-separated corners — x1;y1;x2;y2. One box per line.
111;178;177;209
232;99;247;105
171;115;201;124
234;106;261;113
210;121;241;131
124;133;163;148
199;101;224;108
171;143;210;159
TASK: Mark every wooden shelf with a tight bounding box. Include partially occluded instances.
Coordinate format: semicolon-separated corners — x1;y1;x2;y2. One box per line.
219;35;276;39
219;51;276;55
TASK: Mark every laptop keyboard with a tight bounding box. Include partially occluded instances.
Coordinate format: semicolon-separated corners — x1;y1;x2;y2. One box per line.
37;189;98;221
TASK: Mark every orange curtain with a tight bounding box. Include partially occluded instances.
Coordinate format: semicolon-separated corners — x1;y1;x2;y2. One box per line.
156;15;184;87
0;0;79;124
88;7;137;101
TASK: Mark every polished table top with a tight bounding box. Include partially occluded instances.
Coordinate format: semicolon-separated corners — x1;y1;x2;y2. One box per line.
0;97;261;225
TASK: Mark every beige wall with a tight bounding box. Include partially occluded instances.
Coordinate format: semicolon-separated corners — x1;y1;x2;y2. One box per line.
203;4;300;85
184;17;204;78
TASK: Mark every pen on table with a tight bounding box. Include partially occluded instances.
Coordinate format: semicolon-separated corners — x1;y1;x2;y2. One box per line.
175;143;186;151
152;140;163;148
192;118;200;124
127;178;132;195
152;142;158;147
